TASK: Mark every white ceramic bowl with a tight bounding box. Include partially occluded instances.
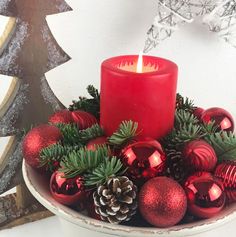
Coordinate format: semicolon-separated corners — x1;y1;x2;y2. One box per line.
23;161;236;237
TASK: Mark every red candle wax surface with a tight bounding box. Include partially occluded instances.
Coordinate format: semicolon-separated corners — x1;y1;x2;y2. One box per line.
100;55;178;139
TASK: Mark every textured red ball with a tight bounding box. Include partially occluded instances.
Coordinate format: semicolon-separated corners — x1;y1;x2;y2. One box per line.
86;136;107;151
71;110;97;130
201;107;234;132
121;140;166;184
49;109;74;125
23;124;62;168
185;178;225;219
139;177;187;227
183;140;217;172
50;171;86;207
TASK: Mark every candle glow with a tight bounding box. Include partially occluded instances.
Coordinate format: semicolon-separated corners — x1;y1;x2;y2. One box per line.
136;52;143;73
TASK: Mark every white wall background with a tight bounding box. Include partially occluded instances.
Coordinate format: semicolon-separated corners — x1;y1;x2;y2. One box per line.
0;0;236;158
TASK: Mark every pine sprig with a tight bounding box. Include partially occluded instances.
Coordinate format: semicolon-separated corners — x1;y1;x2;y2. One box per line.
109;121;139;147
40;143;81;171
204;131;236;162
84;157;125;186
60;145;110;178
56;123;104;145
176;94;195;112
175;110;199;128
69;85;100;119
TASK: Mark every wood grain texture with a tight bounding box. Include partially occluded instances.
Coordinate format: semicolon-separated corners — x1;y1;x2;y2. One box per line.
0;0;72;213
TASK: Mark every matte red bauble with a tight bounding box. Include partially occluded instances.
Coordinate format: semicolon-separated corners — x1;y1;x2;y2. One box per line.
215;162;236;189
201;107;234;132
23;124;62;168
139;177;187;227
121;140;166;184
71;110;97;130
49;109;73;125
183;140;217;172
86;136;107;151
50;171;86;207
193;107;205;120
185;178;225;219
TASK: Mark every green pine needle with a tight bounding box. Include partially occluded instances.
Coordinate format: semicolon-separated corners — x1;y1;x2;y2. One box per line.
176;94;195;112
175;110;199;128
84;157;126;186
204;131;236;162
109;120;139;146
40;143;81;171
60;145;110;178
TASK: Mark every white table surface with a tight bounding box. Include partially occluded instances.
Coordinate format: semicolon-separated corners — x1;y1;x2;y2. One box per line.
1;215;236;237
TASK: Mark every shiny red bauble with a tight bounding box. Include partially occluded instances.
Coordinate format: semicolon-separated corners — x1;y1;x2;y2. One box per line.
215;162;236;189
201;107;234;132
23;124;62;168
50;171;86;207
139;177;187;227
120;140;166;184
71;110;97;130
49;109;74;125
184;171;213;187
86;136;107;151
183;140;217;172
193;107;205;120
185;177;225;219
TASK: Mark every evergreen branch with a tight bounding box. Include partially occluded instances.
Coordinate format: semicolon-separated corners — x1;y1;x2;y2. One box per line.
69;85;100;119
60;145;110;178
56;123;104;145
84;157;126;186
175;110;199;128
39;143;81;171
108;120;139;147
176;93;195;112
204;131;236;162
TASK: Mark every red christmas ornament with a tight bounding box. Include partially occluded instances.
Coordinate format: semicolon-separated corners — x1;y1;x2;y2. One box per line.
183;140;217;172
50;171;86;207
215;162;236;189
201;107;234;132
120;140;166;184
139;177;187;227
23;124;62;168
71;110;97;130
225;190;236;204
185;177;225;219
184;171;213;187
86;136;107;151
49;109;74;125
193;107;205;120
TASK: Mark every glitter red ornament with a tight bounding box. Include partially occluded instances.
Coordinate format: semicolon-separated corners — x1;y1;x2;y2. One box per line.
185;177;225;219
49;109;74;125
86;136;107;151
71;110;97;130
120;140;166;185
50;171;86;207
182;140;217;172
23;124;62;168
201;107;234;132
139;177;187;228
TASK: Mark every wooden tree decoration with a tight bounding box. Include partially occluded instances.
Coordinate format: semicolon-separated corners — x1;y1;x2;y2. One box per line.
0;0;72;228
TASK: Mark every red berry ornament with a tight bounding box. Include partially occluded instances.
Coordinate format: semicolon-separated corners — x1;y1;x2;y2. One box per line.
121;140;166;184
49;109;73;125
183;140;217;172
72;110;97;130
86;136;107;151
50;171;86;207
185;177;225;219
23;124;62;168
201;107;234;132
139;177;187;227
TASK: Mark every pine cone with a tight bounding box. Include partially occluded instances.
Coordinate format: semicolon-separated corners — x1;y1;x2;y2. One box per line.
93;176;138;224
166;149;188;183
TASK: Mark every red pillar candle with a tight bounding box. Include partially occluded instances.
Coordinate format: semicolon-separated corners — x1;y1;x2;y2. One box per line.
100;55;178;139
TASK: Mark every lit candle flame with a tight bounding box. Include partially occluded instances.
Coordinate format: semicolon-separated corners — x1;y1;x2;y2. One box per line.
136;52;143;73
